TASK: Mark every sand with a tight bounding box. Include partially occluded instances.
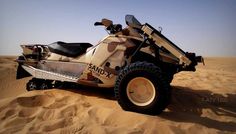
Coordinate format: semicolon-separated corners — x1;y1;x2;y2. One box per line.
0;56;235;134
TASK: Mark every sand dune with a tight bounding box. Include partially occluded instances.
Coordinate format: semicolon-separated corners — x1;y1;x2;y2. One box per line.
0;56;235;133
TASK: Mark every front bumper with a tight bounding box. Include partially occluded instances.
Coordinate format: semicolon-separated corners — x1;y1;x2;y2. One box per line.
182;52;204;71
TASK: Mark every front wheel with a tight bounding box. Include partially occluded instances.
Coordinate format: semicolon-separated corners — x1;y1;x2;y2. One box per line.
114;62;171;115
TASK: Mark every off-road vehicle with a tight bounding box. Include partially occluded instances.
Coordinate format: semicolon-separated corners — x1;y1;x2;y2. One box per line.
16;15;203;114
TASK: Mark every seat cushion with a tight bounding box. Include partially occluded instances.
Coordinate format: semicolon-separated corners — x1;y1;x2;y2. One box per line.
48;41;93;57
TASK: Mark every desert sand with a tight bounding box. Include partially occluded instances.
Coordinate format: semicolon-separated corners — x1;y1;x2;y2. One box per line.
0;56;235;134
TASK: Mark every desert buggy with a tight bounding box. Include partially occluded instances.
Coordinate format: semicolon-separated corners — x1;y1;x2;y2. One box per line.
16;15;203;114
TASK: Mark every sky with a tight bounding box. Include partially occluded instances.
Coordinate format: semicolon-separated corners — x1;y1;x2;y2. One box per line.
0;0;236;56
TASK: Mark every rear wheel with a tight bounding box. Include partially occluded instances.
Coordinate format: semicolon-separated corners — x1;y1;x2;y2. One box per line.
114;62;171;115
26;78;52;91
26;79;38;91
39;80;52;90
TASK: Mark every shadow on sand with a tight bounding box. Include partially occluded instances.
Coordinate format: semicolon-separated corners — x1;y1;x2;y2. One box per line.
161;86;236;132
57;83;116;100
56;84;236;132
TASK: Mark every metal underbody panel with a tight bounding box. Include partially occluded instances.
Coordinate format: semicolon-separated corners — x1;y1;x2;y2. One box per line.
37;60;87;77
22;60;88;82
22;65;79;82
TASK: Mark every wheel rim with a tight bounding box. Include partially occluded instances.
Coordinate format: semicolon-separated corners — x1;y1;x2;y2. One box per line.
29;81;37;90
40;83;48;89
126;77;156;106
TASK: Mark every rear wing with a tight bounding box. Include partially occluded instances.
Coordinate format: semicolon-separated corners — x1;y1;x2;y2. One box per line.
141;23;191;66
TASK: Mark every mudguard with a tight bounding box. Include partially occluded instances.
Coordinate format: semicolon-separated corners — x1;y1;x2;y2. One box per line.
16;64;32;79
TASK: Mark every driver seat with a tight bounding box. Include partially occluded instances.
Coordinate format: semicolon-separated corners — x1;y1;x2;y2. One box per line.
48;41;93;57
